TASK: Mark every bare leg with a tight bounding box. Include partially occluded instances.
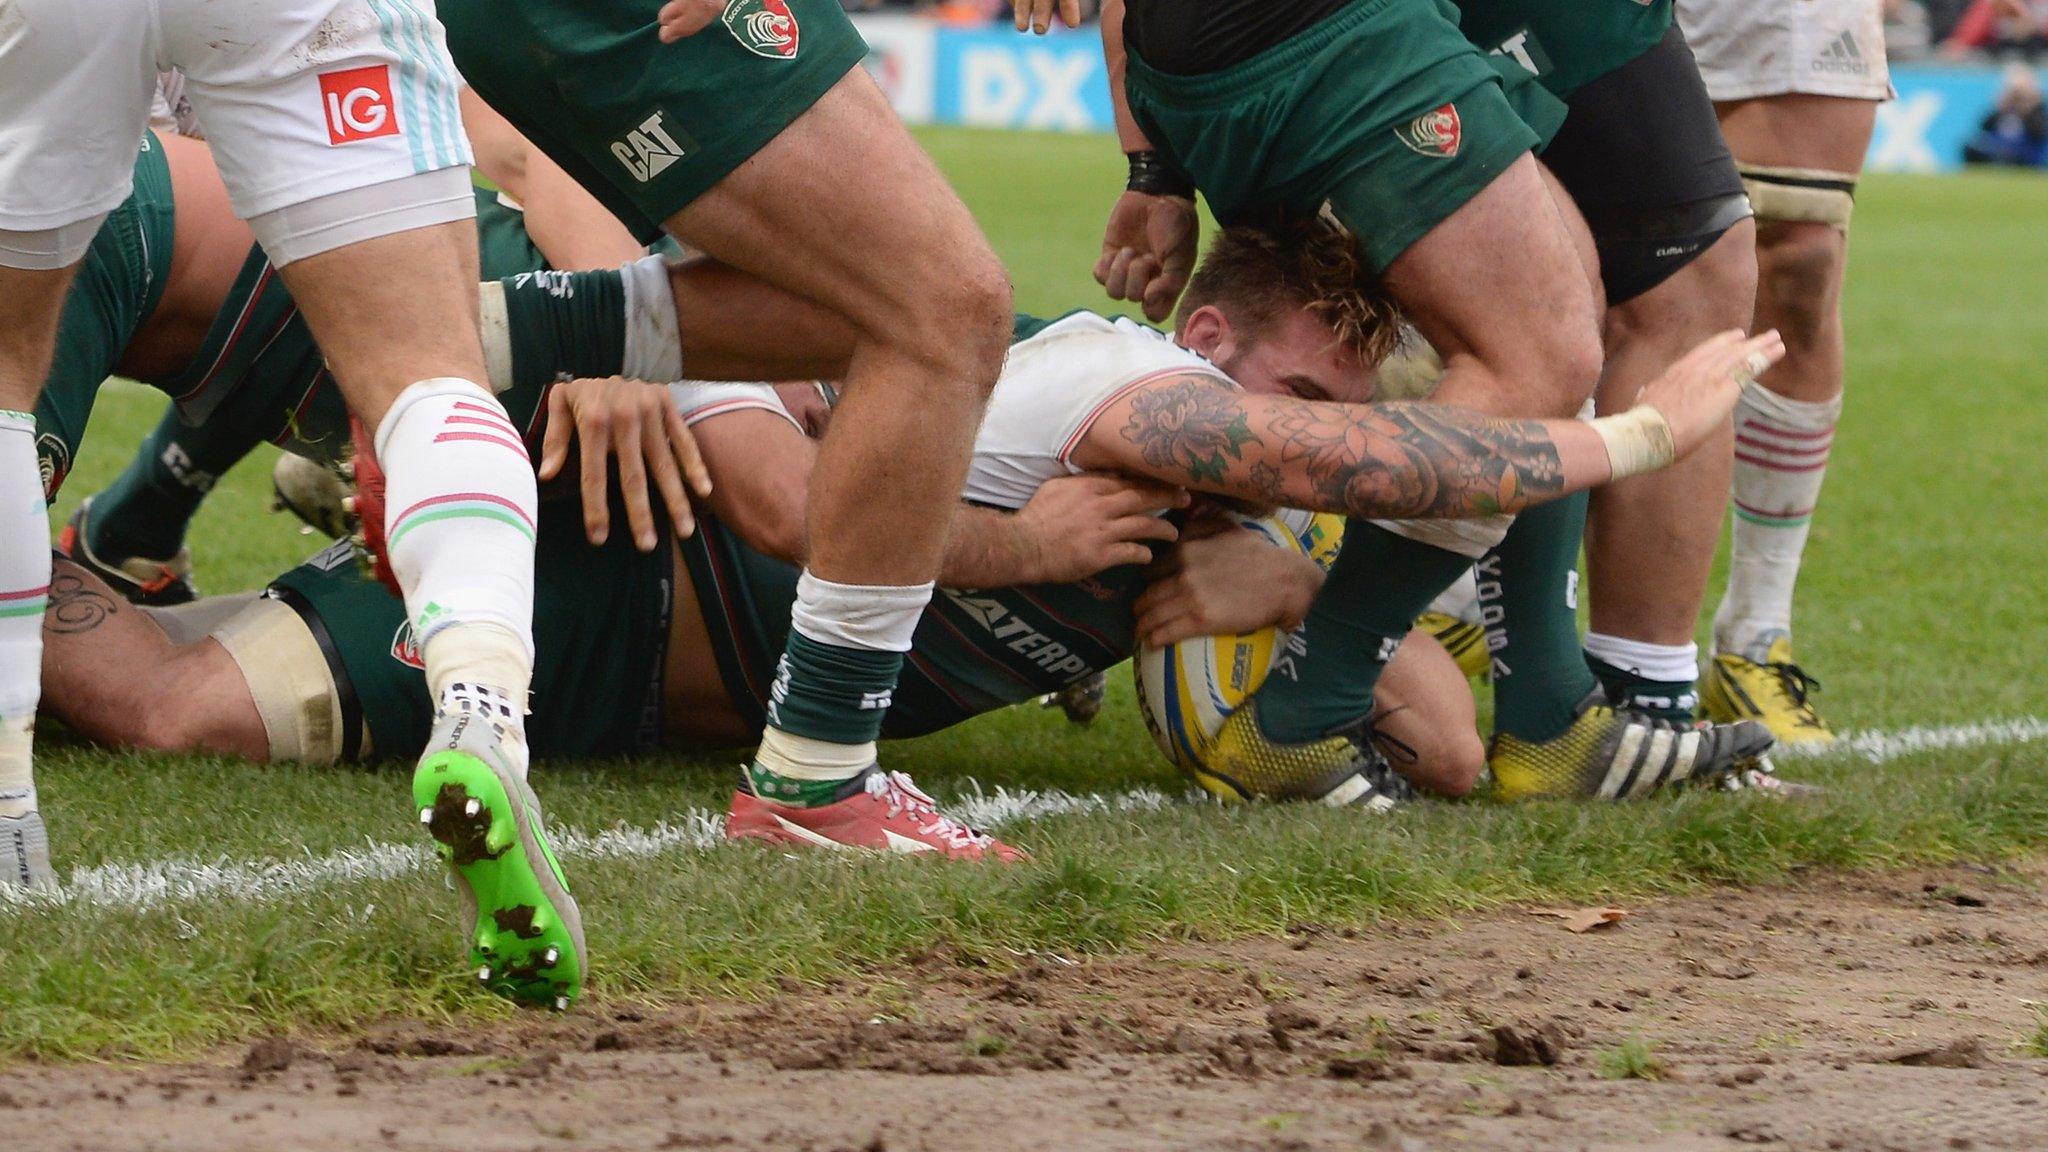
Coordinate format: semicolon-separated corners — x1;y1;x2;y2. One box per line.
1250;154;1605;748
667;257;859;383
663;69;1008;586
38;560;265;758
0;264;74;413
1698;95;1874;739
275;219;488;428
1371;630;1485;798
1586;221;1758;646
1717;96;1875;408
1384;153;1606;420
0;262;76;888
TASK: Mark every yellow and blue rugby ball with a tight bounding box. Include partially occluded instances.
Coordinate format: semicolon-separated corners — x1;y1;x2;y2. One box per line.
1134;510;1345;779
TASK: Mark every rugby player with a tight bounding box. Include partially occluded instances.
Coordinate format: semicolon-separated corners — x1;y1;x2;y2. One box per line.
1675;0;1890;744
1019;0;1769;797
1441;4;1758;783
0;0;589;1006
60;91;718;605
434;0;1022;878
40;230;1780;813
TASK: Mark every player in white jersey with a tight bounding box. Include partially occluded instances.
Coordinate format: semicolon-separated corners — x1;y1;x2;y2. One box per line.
0;0;583;1008
1673;0;1890;745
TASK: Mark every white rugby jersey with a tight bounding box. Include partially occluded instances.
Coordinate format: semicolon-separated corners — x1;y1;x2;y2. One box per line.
665;312;1231;512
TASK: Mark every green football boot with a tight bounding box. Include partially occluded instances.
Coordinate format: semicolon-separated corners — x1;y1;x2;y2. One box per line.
414;687;585;1009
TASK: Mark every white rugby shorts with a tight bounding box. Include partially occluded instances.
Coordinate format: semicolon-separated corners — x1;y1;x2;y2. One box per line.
1675;0;1892;103
0;0;471;232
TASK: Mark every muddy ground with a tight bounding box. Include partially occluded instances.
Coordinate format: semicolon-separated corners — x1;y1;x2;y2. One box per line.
14;862;2048;1152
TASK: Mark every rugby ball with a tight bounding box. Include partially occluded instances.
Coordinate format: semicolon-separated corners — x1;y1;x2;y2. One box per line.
1134;510;1345;778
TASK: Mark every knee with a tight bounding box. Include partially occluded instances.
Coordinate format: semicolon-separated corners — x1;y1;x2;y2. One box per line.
1533;326;1607;417
888;243;1012;399
1606;225;1759;347
1427;732;1489;799
1755;223;1845;344
1389;728;1487;799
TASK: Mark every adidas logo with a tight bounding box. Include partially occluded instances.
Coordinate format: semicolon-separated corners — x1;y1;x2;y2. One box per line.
1811;31;1869;77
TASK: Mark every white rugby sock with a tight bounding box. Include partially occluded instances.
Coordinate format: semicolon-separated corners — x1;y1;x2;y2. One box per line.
1716;382;1841;659
375;380;536;724
1583;632;1700;685
0;412;48;819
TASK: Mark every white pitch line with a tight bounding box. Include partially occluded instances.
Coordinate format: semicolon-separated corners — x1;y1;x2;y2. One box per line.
4;719;2043;914
1773;716;2048;764
0;784;1178;914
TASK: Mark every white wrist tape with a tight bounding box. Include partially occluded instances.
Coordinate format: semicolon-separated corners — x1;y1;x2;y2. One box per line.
620;255;684;384
477;282;514;394
1589;406;1676;481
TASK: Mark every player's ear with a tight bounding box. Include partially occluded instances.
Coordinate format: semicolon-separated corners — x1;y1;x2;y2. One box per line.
1178;304;1236;365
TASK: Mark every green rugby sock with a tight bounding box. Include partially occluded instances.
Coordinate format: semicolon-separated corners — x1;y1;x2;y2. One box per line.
750;631;903;806
497;267;629;389
88;405;256;561
1255;521;1472;744
1482;492;1598;744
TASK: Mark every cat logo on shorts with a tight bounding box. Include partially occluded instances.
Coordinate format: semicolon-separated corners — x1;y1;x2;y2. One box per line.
390;621;425;670
1396;103;1462;159
724;0;800;59
319;65;401;146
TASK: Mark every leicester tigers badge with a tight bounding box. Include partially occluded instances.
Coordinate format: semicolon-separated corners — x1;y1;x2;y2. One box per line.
390;621;425;670
1396;103;1462;159
36;433;69;501
724;0;800;59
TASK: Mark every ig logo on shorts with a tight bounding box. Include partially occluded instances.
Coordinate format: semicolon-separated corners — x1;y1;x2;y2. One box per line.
319;65;402;146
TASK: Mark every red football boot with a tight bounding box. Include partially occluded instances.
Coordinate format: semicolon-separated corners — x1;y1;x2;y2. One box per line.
726;767;1027;862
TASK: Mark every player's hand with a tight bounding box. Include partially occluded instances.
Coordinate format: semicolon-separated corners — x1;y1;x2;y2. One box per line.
1096;190;1198;323
538;377;713;551
1013;473;1188;584
1012;0;1082;34
1134;513;1325;650
1636;329;1786;461
657;0;729;43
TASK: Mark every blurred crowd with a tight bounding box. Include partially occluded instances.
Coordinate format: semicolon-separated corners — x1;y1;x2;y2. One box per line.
839;0;1100;23
1890;0;2048;59
839;0;2046;56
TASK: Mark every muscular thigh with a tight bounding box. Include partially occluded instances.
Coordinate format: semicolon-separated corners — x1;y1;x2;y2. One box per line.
663;68;998;341
1716;96;1878;175
1380;153;1602;418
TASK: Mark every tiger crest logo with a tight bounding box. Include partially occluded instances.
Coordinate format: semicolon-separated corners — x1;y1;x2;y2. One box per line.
390;621;425;670
1396;103;1462;159
36;433;69;501
724;0;800;59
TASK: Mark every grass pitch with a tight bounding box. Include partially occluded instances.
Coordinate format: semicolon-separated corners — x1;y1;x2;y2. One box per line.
6;131;2048;1058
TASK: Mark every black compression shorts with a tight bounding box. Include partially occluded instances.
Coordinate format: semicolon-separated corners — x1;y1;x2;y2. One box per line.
1541;24;1751;306
1122;0;1351;75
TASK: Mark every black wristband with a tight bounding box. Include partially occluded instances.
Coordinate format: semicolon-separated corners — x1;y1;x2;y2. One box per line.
1126;150;1195;199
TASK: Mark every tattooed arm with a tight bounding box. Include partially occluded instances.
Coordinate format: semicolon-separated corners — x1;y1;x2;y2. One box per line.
1073;373;1608;519
1072;329;1780;518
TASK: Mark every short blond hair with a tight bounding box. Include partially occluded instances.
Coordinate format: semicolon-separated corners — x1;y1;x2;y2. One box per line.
1176;223;1403;367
